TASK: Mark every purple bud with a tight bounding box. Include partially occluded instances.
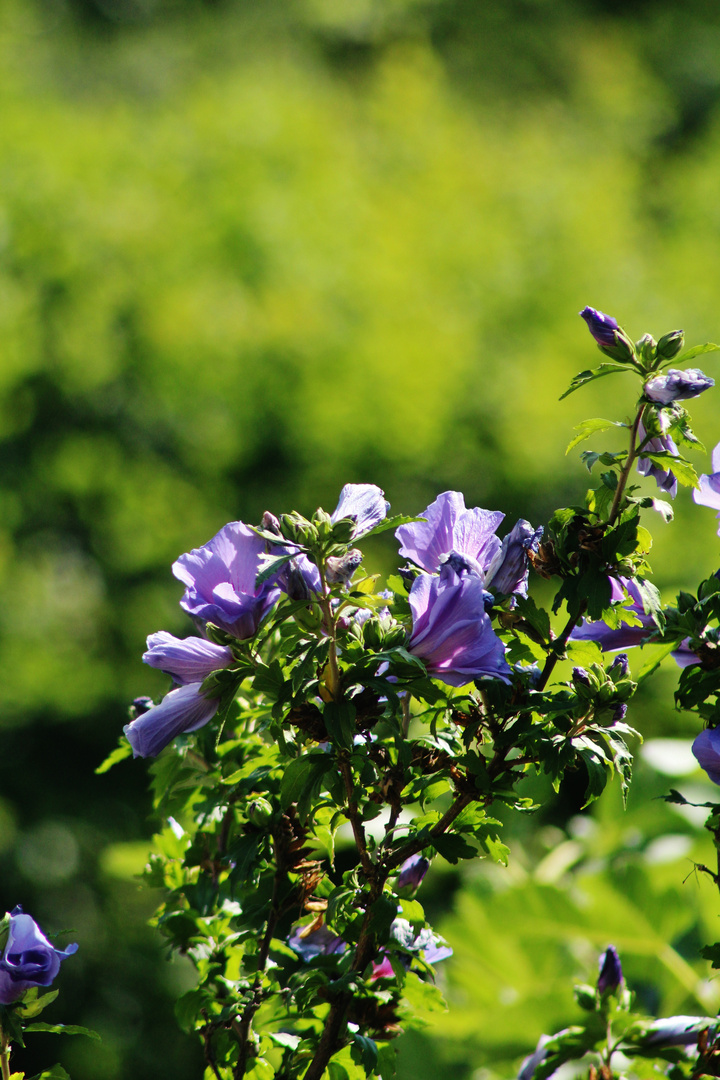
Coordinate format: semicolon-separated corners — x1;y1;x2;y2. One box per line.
0;910;78;1005
580;306;620;348
609;654;630;679
572;666;592;688
396;854;430;891
261;511;281;535
486;520;543;599
597;945;623;994
612;703;628;722
130;696;154;718
644;368;714;405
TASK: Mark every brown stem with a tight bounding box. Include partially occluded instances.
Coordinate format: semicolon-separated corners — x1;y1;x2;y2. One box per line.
608;403;645;525
339;755;374;878
537;602;587;693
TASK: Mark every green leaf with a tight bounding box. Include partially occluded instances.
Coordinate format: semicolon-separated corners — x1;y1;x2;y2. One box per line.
361;513;425;540
565;418;626;454
643;452;698;488
95;739;132;774
322;701;356;751
636;640;679;685
28;1068;71;1080
18;991;59;1019
674;342;720;362
280;752;332;810
25;1023;101;1041
559;363;628;400
633;577;665;631
431;833;476;863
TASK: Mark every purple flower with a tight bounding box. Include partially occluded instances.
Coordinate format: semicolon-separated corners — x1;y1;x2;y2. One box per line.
288;924;346;962
486;520;543;599
672;638;700;669
636;419;678;499
396;491;504;577
518;1035;555;1080
692;727;720;785
693;441;720;535
274;551;322;601
644;368;714;405
124;682;220;758
608;653;630;678
370;920;453;981
396;854;430;892
331;483;390;538
597;945;623;994
0;908;77;1004
407;565;512;687
173;521;281;639
579;306;620;348
644;1016;717;1047
570;578;656;652
143;632;234;685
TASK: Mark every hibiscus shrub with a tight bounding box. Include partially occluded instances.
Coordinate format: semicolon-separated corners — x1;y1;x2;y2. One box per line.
90;307;720;1080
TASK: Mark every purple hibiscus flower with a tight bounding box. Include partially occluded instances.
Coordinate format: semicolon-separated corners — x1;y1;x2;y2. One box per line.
693;441;720;535
396;491;505;576
287;924;347;962
570;578;657;652
0;907;77;1004
396;490;539;601
636;418;678;498
143;632;235;684
407;564;512;687
173;521;281;639
644;368;714;405
331;483;390;538
692;727;720;785
124;682;221;758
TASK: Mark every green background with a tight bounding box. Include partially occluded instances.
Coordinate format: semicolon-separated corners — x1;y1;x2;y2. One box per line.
3;0;720;1075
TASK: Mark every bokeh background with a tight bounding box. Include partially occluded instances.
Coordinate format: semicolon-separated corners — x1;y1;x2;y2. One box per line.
4;0;720;1076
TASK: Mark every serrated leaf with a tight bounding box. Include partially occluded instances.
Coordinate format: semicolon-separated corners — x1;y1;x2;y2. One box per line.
643;452;698;487
559;363;628;400
566;418;626;454
674;342;720;362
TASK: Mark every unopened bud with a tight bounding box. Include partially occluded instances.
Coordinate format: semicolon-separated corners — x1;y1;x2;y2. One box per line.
130;696;153;719
656;329;685;362
247;798;274;828
397;854;430;892
608;653;629;679
597;945;623;995
261;511;281;535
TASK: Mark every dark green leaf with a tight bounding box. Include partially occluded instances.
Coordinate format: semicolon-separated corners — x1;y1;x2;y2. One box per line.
566;417;626;454
280;753;332;810
25;1023;101;1041
559;363;628;400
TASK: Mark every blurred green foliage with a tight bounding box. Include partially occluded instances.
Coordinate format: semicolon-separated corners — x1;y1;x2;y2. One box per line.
3;0;720;1076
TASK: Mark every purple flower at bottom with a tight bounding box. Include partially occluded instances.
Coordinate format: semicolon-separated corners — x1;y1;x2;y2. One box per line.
173;521;281;640
0;908;77;1004
636;419;678;499
570;578;656;652
693;441;720;535
597;945;623;994
407;565;512;687
692;727;720;785
644;368;714;405
143;632;235;685
124;682;220;758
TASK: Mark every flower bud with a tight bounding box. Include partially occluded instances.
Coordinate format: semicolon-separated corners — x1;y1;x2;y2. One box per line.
612;702;628;722
597;945;623;994
656;329;685;361
247;798;274;828
608;653;629;679
636;333;657;366
329;518;356;545
261;511;281;535
692;727;720;785
579;306;636;363
396;854;430;892
572;666;592;688
644;368;713;405
130;696;153;719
